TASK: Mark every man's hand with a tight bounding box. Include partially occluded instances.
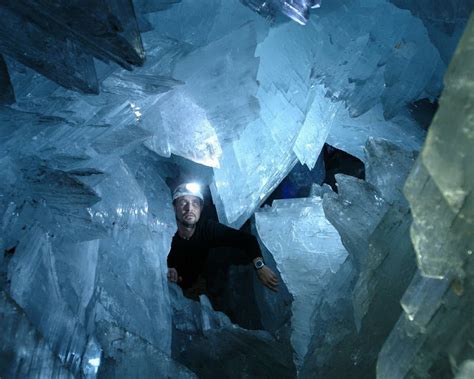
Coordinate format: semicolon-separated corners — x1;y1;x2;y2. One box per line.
167;268;182;283
256;266;279;292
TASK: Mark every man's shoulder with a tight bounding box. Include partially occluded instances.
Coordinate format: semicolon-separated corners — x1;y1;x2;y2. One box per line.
196;218;229;235
197;218;218;231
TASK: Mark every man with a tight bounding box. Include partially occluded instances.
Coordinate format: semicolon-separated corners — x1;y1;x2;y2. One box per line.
167;182;279;298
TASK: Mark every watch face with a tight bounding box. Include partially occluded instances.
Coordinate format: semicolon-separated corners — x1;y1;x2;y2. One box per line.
255;260;265;269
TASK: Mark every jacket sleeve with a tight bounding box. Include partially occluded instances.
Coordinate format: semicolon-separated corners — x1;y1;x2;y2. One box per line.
167;240;178;268
204;220;261;261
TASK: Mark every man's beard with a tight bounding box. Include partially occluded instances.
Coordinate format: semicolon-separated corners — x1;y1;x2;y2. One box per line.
180;220;195;228
178;214;197;228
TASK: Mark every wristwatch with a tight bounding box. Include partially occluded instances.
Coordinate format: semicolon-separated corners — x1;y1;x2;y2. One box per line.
254;258;265;270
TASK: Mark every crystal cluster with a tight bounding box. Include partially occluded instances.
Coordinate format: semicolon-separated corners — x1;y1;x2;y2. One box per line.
255;195;348;367
0;0;472;377
212;0;439;227
377;15;474;378
299;138;419;377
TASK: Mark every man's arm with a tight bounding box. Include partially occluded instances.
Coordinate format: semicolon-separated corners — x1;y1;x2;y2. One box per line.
205;220;261;260
205;220;279;291
252;257;279;292
167;242;182;283
167;267;182;283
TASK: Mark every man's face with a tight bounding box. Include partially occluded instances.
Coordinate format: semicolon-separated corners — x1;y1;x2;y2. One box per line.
174;195;202;227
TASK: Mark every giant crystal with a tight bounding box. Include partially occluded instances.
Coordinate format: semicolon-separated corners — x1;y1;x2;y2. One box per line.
1;0;444;229
377;15;474;378
300;138;419;378
169;284;296;378
256;196;348;367
212;0;439;227
0;290;76;378
0;0;472;377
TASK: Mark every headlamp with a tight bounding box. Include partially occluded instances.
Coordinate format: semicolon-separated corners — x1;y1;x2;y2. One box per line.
185;182;201;194
173;182;204;201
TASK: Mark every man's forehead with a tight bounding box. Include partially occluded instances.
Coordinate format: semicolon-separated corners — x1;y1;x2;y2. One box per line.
176;195;201;203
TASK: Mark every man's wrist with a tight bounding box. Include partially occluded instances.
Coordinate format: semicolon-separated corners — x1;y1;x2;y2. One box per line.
253;257;265;270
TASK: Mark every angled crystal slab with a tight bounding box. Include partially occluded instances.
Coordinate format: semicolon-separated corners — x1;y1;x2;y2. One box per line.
405;143;470;280
456;361;474;379
323;174;389;269
298;258;358;378
288;0;444;163
309;0;444;119
3;57;59;101
376;314;425;379
2;48;183;161
389;0;474;64
3;152;176;374
211;0;437;225
4;0;144;69
297;137;418;375
212;123;300;227
364;138;418;205
0;290;74;378
0;5;99;94
293;85;343;169
8;225;93;375
134;0;182;13
240;0;321;25
169;284;296;377
88;158;174;353
3;34;203;167
211;17;318;226
0;156;107;244
326;139;418;329
399;271;450;329
326;104;425;162
0;55;14;105
143;21;261;167
378;15;474;378
147;0;268;49
95;320;197;378
0;108;112;161
171;22;260;146
308;142;417;376
352;205;417;331
419;17;474;220
147;89;223;167
256;196;348;367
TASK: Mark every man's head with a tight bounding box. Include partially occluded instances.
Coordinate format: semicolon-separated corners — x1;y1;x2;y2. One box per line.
172;183;204;227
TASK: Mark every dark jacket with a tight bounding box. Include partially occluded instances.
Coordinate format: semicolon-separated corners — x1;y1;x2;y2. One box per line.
167;219;261;289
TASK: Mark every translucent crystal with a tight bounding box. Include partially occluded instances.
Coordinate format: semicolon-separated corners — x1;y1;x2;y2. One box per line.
0;54;14;105
378;15;474;378
256;196;348;367
0;5;98;94
400;271;449;328
212;0;438;226
169;283;296;377
323;174;389;269
300;139;419;376
0;290;74;378
95;320;197;379
455;361;474;379
8;225;92;375
2;0;145;74
364;137;418;205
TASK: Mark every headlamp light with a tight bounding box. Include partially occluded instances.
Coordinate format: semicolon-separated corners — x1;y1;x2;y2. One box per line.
185;182;201;194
